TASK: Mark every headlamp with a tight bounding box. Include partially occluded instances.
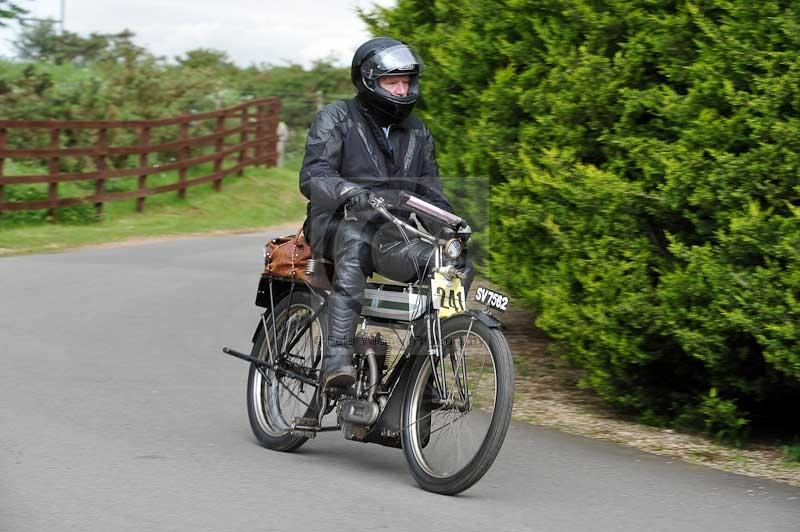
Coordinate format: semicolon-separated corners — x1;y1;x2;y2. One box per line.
444;238;463;260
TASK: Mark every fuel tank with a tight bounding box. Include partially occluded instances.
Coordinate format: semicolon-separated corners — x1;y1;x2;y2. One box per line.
361;282;428;322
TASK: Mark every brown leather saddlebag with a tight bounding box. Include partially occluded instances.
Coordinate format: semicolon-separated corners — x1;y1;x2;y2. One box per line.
263;232;331;289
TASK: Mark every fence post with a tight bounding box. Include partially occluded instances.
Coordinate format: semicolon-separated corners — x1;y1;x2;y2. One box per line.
0;128;5;215
237;106;249;176
178;121;189;200
255;103;266;165
274;99;282;166
94;128;108;219
47;128;60;223
213;113;225;192
137;127;150;213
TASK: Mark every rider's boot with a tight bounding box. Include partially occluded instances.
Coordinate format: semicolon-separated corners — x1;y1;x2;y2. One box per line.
320;348;356;391
321;294;358;392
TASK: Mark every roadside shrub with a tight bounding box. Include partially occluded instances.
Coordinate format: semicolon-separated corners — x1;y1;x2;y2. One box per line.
367;0;800;438
782;442;800;464
697;388;749;446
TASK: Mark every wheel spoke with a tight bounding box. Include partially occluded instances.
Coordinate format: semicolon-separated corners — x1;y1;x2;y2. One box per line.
276;378;313;410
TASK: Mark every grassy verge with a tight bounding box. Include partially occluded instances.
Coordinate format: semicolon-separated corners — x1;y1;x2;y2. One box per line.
0;159;307;256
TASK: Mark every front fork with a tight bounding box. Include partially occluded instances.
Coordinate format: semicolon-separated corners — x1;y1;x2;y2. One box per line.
425;245;472;411
426;245;450;402
425;311;472;411
425;311;447;400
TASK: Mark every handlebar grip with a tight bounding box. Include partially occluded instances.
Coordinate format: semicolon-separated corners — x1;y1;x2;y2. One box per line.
398;191;463;227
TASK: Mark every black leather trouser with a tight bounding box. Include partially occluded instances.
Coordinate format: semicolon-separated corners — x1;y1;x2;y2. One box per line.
324;217;474;359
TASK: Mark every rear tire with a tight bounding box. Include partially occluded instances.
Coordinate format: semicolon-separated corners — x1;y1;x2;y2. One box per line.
400;314;514;494
246;289;326;452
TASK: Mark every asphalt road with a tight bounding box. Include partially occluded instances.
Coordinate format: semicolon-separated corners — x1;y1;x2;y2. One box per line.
2;232;799;532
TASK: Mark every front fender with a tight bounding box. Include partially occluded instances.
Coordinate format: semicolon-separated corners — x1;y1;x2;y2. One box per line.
463;309;504;329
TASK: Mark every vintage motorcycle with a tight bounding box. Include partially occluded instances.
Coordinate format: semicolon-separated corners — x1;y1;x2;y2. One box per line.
223;193;514;495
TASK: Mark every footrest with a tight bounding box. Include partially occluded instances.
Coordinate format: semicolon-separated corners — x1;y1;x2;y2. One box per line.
291;417;320;438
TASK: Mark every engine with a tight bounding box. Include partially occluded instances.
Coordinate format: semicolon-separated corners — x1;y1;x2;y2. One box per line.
339;332;390;441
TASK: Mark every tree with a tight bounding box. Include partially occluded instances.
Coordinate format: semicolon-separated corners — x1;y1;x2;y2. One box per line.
176;48;235;71
13;20;148;65
0;0;25;27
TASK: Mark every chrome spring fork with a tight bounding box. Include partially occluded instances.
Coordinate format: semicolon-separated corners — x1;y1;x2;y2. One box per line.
425;314;443;395
435;311;448;401
428;244;448;401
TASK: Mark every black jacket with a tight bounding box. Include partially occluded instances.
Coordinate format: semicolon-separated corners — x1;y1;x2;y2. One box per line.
299;97;451;252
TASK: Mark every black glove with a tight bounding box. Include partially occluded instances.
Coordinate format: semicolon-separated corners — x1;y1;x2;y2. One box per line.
345;190;374;212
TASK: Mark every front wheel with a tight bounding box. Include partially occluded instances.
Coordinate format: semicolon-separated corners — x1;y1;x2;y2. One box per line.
400;314;515;495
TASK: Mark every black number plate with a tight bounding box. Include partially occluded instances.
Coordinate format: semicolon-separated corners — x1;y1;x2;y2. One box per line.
474;286;509;312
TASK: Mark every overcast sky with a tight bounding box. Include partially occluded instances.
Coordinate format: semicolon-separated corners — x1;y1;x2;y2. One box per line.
0;0;396;67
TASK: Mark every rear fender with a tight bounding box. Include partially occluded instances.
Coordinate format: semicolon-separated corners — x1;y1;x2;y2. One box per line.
254;275;292;309
252;276;326;343
252;276;294;344
251;321;263;345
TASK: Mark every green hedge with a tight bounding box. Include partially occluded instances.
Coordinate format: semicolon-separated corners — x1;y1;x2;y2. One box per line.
366;0;800;441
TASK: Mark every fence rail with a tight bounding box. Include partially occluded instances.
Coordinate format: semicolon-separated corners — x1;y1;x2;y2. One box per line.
0;97;281;219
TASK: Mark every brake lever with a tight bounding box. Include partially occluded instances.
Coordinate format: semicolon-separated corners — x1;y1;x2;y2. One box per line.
369;197;436;244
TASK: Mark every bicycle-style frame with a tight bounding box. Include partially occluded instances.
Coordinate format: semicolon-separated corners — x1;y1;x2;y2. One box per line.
223;194;491;446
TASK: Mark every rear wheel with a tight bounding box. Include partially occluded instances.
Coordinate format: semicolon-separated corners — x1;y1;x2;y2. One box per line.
246;289;326;452
400;314;514;494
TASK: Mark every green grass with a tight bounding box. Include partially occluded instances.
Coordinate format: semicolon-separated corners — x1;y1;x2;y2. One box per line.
782;443;800;465
0;158;307;256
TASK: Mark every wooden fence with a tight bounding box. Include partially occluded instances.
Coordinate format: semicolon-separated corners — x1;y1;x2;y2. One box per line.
0;97;281;219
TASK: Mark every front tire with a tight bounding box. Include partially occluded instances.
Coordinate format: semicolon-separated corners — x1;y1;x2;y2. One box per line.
400;314;514;494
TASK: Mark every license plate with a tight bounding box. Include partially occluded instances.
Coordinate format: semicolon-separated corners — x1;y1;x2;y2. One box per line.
431;272;466;318
474;286;509;312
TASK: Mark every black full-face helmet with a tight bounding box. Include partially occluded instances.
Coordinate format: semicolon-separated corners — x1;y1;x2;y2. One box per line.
351;37;425;125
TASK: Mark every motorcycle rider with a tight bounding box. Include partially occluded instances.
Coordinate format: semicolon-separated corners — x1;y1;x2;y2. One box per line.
299;37;473;392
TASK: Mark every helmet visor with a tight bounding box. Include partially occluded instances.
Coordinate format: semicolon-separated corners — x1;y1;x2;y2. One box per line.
361;45;425;80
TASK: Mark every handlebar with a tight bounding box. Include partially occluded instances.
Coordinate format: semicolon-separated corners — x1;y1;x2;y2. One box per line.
351;192;467;246
398;191;463;228
368;196;437;244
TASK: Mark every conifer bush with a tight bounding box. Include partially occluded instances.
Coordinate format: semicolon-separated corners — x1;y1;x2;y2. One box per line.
366;0;800;439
